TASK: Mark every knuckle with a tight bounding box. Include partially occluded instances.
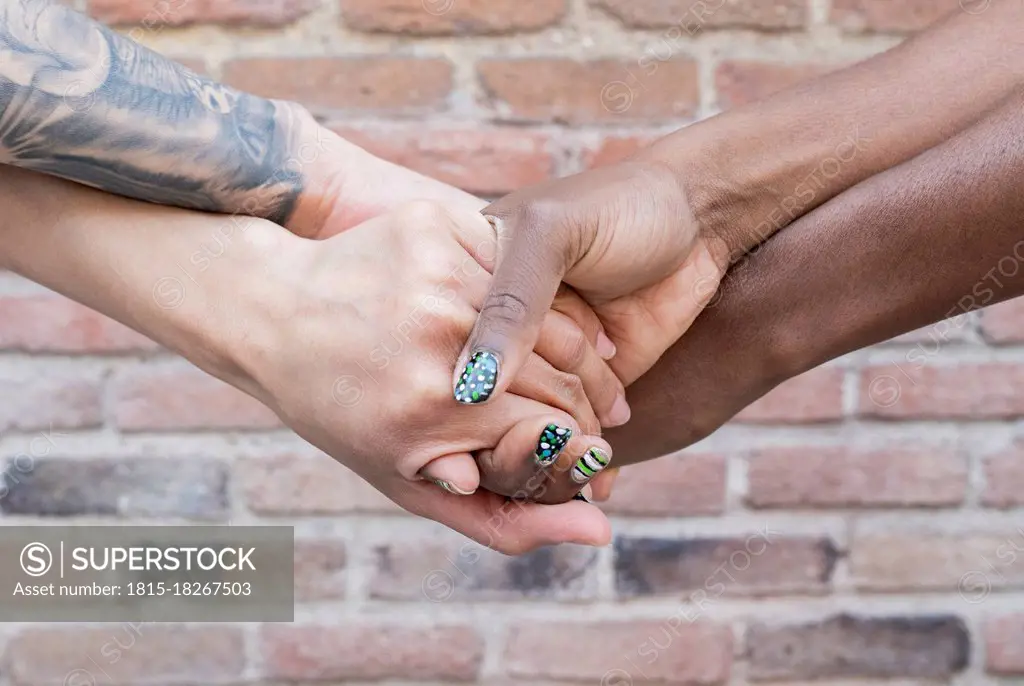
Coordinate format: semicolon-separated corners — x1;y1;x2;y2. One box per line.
394;199;448;228
557;325;590;371
480;290;532;328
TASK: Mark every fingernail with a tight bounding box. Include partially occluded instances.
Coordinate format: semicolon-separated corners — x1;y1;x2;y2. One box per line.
430;478;476;496
572;447;612;484
605;394;631;427
596;331;617;359
572;491;590;503
534;423;573;467
454;350;499;404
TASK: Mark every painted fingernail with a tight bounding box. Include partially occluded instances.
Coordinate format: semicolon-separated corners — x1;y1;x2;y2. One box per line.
454;351;499;404
572;491;590;503
596;331;617;360
534;423;573;466
571;447;612;484
430;478;476;496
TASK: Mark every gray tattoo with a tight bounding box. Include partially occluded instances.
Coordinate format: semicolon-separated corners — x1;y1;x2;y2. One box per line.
0;0;305;225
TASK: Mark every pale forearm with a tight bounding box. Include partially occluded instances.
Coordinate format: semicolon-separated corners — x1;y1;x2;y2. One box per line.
0;165;279;388
645;0;1024;260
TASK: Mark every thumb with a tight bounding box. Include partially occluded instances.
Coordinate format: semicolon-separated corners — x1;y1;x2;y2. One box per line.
453;208;573;405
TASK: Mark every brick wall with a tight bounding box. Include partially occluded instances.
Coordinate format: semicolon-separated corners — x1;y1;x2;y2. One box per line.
1;0;1022;684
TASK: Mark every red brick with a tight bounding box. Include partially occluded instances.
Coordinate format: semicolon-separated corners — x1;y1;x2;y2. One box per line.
735;367;844;424
238;454;400;514
749;615;969;680
341;0;566;35
0;295;157;353
7;626;244;684
715;60;835;109
294;539;347;601
370;540;598;601
615;535;837;597
88;0;318;26
0;372;102;432
113;366;280;431
830;0;960;33
593;0;808;30
981;298;1024;343
602;452;726;516
581;134;662;169
332;126;553;196
223;58;452;114
746;447;967;508
504;621;732;684
261;624;483;681
983;446;1024;508
986;615;1024;675
859;363;1024;419
479;58;699;123
850;533;1024;592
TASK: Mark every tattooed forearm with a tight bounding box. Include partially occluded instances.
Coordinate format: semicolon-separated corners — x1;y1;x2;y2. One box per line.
0;0;306;224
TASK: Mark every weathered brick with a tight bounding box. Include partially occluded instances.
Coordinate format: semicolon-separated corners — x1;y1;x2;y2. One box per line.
986;615;1024;675
859;364;1024;419
341;0;566;35
581;134;662;169
615;535;837;597
982;446;1024;508
830;0;959;33
88;0;318;27
850;532;1024;592
7;625;244;685
735;367;844;424
980;298;1024;343
238;454;400;515
0;295;157;353
113;366;280;431
261;624;483;681
504;621;732;684
370;541;598;601
294;539;347;601
748;615;970;680
0;372;102;432
715;60;834;109
224;58;453;114
746;447;967;508
479;58;699;123
332;126;553;196
0;458;228;519
602;452;726;516
593;0;808;30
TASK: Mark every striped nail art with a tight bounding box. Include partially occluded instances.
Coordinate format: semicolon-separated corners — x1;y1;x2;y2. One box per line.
429;478;474;496
572;491;590;503
571;448;611;484
534;424;572;466
453;351;499;404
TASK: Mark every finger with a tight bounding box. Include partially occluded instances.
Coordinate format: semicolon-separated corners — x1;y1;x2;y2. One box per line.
478;420;613;505
452;208;573;406
419;452;479;496
507;354;600;435
553;285;616;360
533;309;629;428
398;481;612;555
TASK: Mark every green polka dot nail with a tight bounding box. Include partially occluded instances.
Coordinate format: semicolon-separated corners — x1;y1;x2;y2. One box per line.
454;351;499;404
571;447;611;484
534;423;572;466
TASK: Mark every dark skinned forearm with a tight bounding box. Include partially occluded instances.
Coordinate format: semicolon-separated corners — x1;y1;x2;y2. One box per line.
644;0;1024;263
607;88;1024;464
0;0;329;229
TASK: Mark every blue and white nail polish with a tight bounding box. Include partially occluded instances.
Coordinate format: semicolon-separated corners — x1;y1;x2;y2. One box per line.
454;351;499;404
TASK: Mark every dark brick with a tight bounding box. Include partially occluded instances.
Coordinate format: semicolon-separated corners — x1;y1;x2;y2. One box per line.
0;458;228;519
748;614;970;681
370;541;598;601
615;535;837;597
